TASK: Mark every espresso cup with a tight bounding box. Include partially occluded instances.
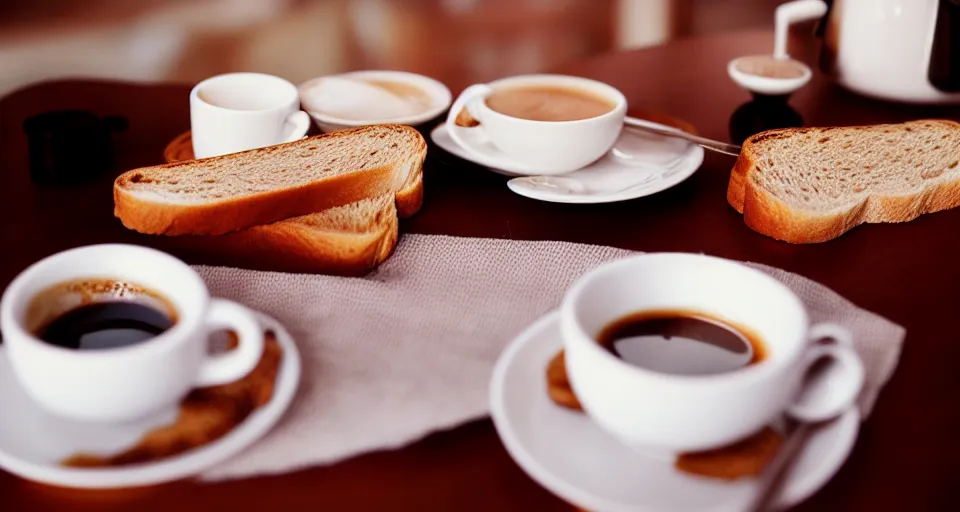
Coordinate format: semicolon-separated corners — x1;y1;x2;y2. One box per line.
190;72;311;159
0;244;265;423
561;253;865;454
445;74;627;175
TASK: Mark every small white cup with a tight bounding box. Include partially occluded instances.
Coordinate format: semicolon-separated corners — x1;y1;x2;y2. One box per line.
190;72;311;159
0;244;265;423
561;253;865;454
445;74;627;175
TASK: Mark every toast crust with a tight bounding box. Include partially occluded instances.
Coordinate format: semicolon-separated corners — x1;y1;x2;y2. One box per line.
728;120;960;244
114;125;427;236
114;166;398;235
393;149;425;219
176;174;421;275
171;200;400;276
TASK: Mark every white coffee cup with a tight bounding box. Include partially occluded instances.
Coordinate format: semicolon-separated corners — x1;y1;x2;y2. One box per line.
0;244;265;423
445;74;627;175
561;253;865;454
190;72;311;159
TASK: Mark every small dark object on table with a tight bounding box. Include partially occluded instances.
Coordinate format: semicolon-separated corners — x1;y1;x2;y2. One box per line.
23;110;128;186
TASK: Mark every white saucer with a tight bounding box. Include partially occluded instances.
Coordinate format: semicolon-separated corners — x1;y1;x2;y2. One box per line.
430;124;704;204
489;311;860;512
0;312;301;489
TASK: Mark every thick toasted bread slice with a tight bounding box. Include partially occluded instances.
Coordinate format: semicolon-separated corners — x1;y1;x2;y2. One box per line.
115;124;426;235
159;162;421;275
728;120;960;243
168;194;399;276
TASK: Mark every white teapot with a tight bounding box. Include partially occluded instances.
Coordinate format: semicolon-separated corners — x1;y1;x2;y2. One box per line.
781;0;959;104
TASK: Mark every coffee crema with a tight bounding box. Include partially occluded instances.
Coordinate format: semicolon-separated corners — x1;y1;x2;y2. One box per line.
485;85;615;122
597;309;767;376
27;279;177;351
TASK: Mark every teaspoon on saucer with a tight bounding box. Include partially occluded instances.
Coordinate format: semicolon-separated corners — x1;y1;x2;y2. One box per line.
623;116;742;157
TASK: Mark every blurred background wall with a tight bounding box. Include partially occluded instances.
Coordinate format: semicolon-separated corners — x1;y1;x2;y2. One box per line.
0;0;783;96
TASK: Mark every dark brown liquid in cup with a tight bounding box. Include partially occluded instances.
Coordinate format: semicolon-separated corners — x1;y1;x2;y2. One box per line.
597;309;767;375
38;301;174;350
28;279;177;351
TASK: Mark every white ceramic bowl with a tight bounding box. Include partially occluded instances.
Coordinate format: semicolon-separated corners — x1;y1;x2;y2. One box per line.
298;70;452;132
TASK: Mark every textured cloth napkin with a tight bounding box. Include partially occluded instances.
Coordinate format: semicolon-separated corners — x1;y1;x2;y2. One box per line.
195;234;904;481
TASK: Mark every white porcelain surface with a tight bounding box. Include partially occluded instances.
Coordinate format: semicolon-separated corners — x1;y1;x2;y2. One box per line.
727;56;812;96
780;0;960;104
0;244;265;423
0;311;300;489
299;70;452;132
560;254;864;453
190;72;310;158
430;124;704;204
489;311;861;512
445;74;628;175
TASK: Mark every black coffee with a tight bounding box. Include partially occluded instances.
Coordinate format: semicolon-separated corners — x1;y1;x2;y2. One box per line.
37;301;175;350
597;309;767;376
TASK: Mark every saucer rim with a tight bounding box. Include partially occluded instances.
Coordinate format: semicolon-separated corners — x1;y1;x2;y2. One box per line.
0;311;301;489
489;310;860;512
430;122;527;177
431;123;706;203
506;145;704;204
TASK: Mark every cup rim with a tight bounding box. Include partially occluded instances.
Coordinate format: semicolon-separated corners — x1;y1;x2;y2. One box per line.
560;252;809;386
0;244;209;361
191;72;299;115
476;73;628;126
298;70;453;127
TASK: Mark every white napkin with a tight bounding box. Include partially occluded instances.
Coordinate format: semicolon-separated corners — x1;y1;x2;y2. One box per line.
195;234;904;481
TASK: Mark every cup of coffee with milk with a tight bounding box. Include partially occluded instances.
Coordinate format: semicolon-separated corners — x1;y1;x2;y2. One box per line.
445;74;628;174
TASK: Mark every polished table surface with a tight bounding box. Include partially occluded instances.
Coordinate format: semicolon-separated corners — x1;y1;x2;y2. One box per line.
2;30;959;511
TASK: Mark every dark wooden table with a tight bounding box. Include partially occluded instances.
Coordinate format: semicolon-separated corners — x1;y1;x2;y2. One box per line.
2;30;959;511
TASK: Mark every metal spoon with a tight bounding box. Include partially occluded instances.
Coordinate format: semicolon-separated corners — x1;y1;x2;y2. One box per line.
623;116;742;157
746;419;812;512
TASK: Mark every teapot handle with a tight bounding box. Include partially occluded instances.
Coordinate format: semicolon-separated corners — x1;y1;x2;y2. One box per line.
774;0;829;59
929;0;960;93
814;0;836;38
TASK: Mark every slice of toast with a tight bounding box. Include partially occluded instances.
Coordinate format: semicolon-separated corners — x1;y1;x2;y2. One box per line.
115;124;426;236
157;155;422;276
167;193;404;276
728;120;960;243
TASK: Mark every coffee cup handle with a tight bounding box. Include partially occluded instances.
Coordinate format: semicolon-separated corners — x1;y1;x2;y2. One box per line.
786;323;865;422
281;111;311;143
195;299;265;387
445;84;496;161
